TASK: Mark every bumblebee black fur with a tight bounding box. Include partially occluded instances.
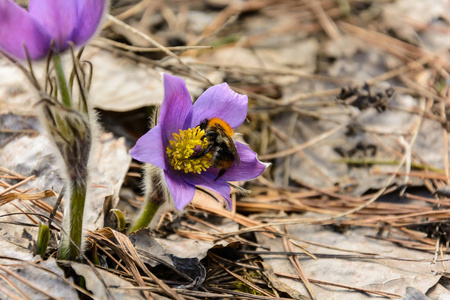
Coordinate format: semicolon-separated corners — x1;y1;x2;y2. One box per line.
191;118;241;180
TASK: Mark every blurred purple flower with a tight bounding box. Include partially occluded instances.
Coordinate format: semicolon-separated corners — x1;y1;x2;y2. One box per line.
0;0;107;60
130;74;267;210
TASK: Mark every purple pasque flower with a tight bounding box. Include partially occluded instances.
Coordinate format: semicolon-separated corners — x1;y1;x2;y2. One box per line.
130;74;267;211
0;0;107;60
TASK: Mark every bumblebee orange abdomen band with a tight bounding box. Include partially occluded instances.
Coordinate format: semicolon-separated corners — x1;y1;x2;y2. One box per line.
209;117;234;136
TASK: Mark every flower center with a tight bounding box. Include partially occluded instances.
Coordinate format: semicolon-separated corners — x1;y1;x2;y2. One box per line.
166;127;212;174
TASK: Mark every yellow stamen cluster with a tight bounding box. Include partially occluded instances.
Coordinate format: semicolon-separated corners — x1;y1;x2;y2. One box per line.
166;127;212;174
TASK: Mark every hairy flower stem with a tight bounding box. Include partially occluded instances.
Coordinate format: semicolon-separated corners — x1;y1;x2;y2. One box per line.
39;100;92;261
128;198;161;233
53;55;71;108
59;179;87;260
128;167;166;233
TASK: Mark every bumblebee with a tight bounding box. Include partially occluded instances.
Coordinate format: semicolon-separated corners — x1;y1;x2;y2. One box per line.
191;117;241;180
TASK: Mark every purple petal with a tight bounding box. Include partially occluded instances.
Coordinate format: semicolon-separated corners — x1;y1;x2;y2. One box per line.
28;0;78;52
0;0;51;60
164;170;196;211
159;74;193;141
69;0;107;46
216;142;267;181
190;83;248;129
183;172;232;209
130;125;166;170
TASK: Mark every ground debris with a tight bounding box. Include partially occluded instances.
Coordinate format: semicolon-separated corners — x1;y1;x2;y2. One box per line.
1;0;450;299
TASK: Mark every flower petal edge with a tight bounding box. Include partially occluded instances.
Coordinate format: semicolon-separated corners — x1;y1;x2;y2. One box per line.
29;0;78;51
159;74;193;142
69;0;108;46
183;172;232;209
0;0;51;60
190;83;248;129
130;125;166;170
165;170;196;211
216;142;267;181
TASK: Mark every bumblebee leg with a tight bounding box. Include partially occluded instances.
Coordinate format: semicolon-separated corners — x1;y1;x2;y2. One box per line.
214;168;226;181
190;144;213;159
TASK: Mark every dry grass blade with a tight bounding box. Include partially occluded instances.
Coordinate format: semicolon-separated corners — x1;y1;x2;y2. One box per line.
191;203;276;238
0;264;58;300
210;254;275;298
308;0;339;40
106;15;213;86
0;256;93;298
287;239;317;260
0;281;26;300
3;0;450;298
0;195;63;225
259;124;345;160
88;228;185;300
0;167;26;179
276;272;402;298
0;190;55;205
190;62;351;84
185;214;263;248
367;48;450;86
111;286;236;298
317;98;427;222
0;273;31;300
206;286;294;300
282;228;315;300
218;252;405;298
339;22;428;61
95;37;212;52
0;176;35;196
87;229;151;298
197;0;273;39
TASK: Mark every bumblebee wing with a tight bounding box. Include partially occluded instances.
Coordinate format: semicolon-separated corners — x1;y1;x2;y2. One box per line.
230;139;241;166
217;126;241;166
